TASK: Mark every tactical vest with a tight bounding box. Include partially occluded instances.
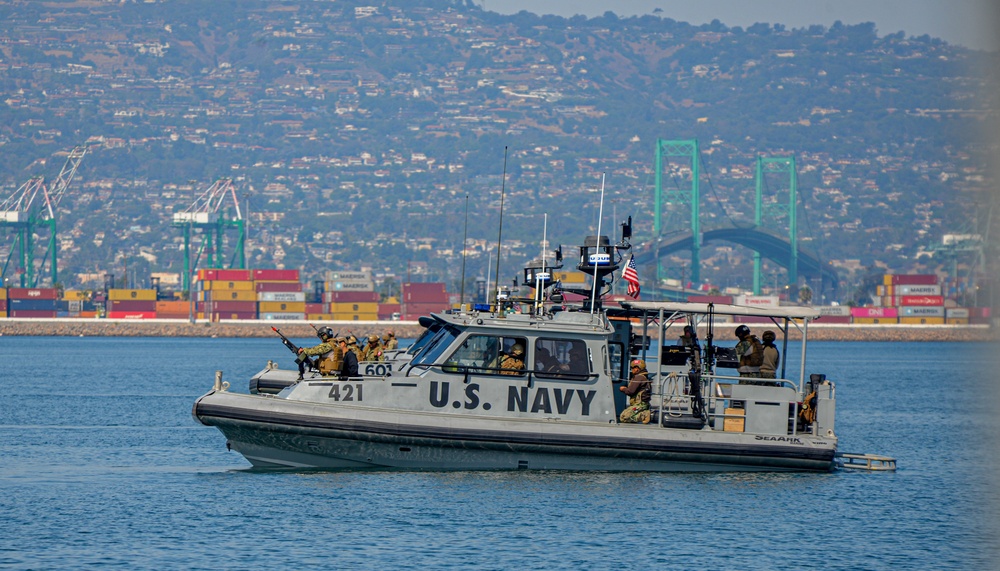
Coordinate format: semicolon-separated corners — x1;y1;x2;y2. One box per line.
738;336;764;373
317;343;344;375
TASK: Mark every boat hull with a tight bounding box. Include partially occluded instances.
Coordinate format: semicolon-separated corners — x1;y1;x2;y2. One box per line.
194;390;836;472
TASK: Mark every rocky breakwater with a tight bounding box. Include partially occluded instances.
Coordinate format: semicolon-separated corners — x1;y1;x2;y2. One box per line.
0;319;425;340
0;319;996;342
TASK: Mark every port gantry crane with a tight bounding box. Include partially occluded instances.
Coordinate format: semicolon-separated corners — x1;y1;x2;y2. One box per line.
171;177;246;292
0;145;87;288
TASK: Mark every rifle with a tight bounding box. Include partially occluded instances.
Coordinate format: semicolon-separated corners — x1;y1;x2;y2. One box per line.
272;326;316;370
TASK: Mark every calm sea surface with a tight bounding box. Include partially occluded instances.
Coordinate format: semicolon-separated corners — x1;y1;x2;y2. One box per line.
1;336;998;570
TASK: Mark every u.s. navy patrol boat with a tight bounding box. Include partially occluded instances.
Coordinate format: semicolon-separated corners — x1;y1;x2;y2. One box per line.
193;220;838;472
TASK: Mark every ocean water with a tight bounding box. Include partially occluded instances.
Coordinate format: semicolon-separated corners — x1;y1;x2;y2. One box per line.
1;336;998;570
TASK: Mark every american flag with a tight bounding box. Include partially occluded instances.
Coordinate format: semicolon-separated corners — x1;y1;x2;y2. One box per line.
621;254;640;298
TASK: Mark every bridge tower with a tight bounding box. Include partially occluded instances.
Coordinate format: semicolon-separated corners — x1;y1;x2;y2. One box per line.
171;178;246;291
753;155;798;295
654;139;701;285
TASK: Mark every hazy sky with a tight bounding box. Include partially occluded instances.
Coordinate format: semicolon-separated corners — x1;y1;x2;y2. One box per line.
487;0;999;51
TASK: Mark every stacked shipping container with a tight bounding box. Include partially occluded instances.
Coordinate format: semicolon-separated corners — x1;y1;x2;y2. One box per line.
401;282;449;320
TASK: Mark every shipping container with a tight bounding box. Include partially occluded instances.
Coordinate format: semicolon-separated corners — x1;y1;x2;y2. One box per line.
945;308;970;318
259;313;306;321
199;289;257;302
307;313;335;321
882;274;893;286
327;280;375;292
258;301;307;313
897;284;941;296
107;311;156;319
687;295;733;304
946;318;969;325
901;306;945;317
815;315;852;324
210;312;258;320
817;305;851;317
732;294;779;308
402;282;447;300
329;302;379;314
108;289;157;301
215;269;253;281
201;280;255;291
330;312;379;321
731;316;775;324
553;271;588;284
305;303;325;314
258;292;306;303
0;300;6;311
205;300;257;313
9;298;58;311
156;301;191;314
850;307;899;318
107;300;157;312
900;295;944;307
255;281;303;293
254;269;300;281
61;290;90;301
7;288;59;300
852;317;899;324
9;310;57;318
0;311;6;318
892;274;938;285
328;271;370;281
323;291;380;303
899;317;946;325
0;288;5;300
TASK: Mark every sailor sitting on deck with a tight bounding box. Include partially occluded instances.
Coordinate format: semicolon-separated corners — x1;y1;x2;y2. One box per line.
619;360;652;423
297;326;343;379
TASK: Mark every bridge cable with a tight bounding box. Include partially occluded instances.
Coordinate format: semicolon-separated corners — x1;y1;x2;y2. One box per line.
698;151;753;230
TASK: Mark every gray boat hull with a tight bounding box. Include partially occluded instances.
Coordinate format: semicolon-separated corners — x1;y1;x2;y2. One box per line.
194;390;836;472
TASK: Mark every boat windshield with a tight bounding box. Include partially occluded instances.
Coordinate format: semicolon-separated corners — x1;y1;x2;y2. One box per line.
407;322;443;355
411;325;460;366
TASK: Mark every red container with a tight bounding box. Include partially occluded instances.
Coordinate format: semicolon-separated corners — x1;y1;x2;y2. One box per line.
900;296;944;307
687;295;733;304
9;310;57;318
815;315;852;324
197;269;218;281
850;307;899;318
206;300;257;312
107;311;156;319
891;274;938;285
731;316;774;324
254;269;300;281
402;302;451;316
155;313;191;319
305;302;325;314
402;283;447;301
325;291;380;303
0;300;6;311
7;288;59;300
255;281;303;293
108;300;157;311
215;269;253;281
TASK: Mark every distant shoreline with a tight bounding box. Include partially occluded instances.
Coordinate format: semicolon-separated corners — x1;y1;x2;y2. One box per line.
0;319;995;342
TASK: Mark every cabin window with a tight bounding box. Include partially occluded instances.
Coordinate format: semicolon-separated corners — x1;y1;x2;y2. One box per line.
443;334;527;376
412;325;460;366
533;338;591;380
608;342;625;383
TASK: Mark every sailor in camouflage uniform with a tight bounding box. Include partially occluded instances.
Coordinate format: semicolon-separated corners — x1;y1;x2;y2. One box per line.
363;334;384;361
499;343;525;375
619;359;652;423
296;326;344;379
382;330;398;351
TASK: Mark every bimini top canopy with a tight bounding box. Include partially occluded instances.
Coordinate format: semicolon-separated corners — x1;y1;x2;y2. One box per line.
620;301;820;320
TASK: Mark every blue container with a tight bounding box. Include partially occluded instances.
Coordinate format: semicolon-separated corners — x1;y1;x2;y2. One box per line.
9;298;59;311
